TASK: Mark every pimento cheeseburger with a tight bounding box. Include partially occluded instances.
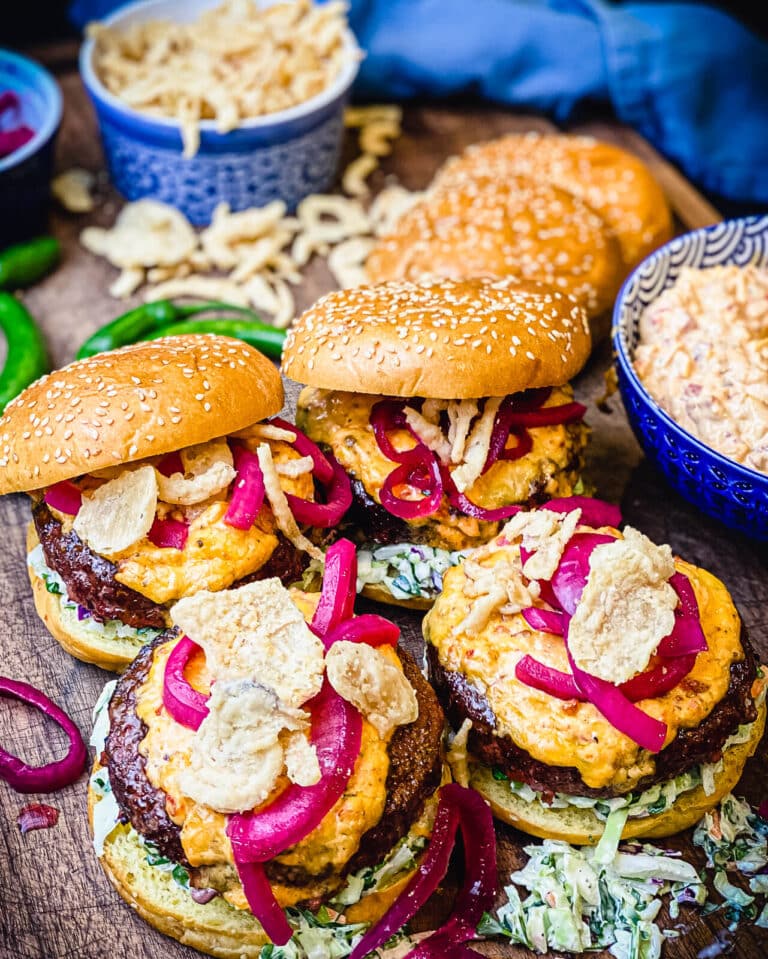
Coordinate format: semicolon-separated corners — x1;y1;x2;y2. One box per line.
281;276;592;610
87;541;455;958
0;335;351;672
424;498;766;844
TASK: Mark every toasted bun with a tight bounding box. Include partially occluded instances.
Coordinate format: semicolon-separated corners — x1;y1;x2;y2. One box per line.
470;699;766;845
88;772;425;959
27;527;144;671
0;335;283;495
282;277;591;398
365;174;624;321
434;133;673;272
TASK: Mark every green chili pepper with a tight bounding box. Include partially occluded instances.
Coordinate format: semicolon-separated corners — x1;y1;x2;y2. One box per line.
0;236;61;290
146;318;287;360
75;300;267;359
0;293;49;410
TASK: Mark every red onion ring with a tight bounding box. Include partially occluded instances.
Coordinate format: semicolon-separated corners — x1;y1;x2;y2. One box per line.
515;655;584;701
224;443;265;530
322;614;399;649
618;654;699;701
310;538;357;638
227;679;362;861
147;516;189;550
482;388;553;473
441;465;522;522
270;417;334;485
43;481;82;516
381;455;444;520
658;572;708;657
233;857;293;945
505;401;587;428
549;532;616;614
520;607;564;635
0;678;87;793
541;496;622;529
162;637;210;731
349;783;497;959
284;451;352;528
371;399;429;465
565;626;668;753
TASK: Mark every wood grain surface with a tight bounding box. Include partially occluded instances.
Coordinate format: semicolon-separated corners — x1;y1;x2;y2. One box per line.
1;45;767;959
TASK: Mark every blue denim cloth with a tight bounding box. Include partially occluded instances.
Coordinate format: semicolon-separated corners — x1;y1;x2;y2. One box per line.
70;0;768;203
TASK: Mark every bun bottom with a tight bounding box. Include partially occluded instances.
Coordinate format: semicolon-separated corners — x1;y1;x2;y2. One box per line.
87;778;422;959
28;561;146;674
360;581;436;612
470;700;765;845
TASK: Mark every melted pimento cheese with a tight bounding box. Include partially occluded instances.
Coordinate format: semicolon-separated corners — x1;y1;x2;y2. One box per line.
634;264;768;473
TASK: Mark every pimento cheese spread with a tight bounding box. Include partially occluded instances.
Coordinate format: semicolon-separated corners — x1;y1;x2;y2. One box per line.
634;264;768;473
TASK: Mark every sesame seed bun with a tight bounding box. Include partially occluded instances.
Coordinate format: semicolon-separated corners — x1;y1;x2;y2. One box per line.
282;277;591;398
87;765;431;958
469;698;766;845
434;133;673;273
365;175;624;321
0;335;283;495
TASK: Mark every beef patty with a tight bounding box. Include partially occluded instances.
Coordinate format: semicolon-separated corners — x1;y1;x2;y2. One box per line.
345;449;584;548
427;634;758;798
105;635;445;890
33;502;309;629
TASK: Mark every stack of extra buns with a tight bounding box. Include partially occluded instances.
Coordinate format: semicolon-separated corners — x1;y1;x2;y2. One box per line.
365;131;673;338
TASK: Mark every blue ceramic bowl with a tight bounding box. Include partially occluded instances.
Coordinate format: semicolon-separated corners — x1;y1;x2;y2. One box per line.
79;0;361;225
613;215;768;541
0;49;62;246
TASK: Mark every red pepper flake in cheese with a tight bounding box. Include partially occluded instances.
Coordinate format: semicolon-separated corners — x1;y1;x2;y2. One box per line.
325;640;418;739
568;526;678;684
171;579;325;708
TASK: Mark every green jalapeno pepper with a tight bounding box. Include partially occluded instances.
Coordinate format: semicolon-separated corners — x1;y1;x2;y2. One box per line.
0;237;60;290
0;293;49;410
146;317;286;359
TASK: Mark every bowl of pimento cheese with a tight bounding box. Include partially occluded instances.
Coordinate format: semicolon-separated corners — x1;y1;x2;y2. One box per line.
612;214;768;540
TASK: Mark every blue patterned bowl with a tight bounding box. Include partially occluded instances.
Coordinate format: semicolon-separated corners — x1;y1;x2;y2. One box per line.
613;215;768;541
79;0;361;225
0;49;62;246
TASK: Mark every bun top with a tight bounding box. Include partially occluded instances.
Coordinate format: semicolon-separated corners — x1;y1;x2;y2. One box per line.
0;334;282;494
282;276;591;398
365;174;624;318
433;133;673;272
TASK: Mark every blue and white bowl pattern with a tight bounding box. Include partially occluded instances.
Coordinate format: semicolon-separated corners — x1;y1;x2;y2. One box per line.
613;215;768;540
79;0;360;225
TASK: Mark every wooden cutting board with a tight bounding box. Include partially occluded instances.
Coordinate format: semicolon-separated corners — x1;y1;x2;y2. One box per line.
1;45;766;959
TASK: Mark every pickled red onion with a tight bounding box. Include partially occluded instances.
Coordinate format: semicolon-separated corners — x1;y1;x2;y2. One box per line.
371;399;428;465
380;455;443;519
162;636;209;731
227;679;362;861
147;516;188;550
541;496;622;529
310;538;357;637
43;480;82;515
521;607;564;635
284;450;352;528
658;572;708;657
482;388;553;472
549;532;616;614
0;677;87;793
270;417;334;484
224;444;265;530
515;655;584;701
441;465;522;522
233;857;293;945
619;654;698;701
505;401;587;428
322;614;399;649
349;783;496;959
565;631;668;753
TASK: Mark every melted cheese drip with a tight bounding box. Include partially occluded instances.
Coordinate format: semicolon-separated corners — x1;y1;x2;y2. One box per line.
110;440;313;604
297;387;588;550
135;619;400;905
425;542;745;792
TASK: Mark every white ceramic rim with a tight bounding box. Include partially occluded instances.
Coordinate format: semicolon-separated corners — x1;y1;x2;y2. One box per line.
0;47;63;173
79;0;362;134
